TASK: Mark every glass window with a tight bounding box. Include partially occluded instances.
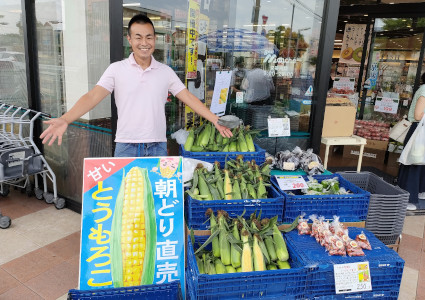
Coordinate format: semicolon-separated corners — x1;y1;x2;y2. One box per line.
0;0;28;108
123;0;324;153
35;0;112;203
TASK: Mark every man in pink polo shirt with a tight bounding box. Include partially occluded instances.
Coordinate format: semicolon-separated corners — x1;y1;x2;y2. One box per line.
40;14;232;157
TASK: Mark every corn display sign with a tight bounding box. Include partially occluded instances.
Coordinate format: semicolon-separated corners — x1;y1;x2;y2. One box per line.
79;157;184;293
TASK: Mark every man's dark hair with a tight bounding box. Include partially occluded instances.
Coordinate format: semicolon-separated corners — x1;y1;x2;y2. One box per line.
128;14;155;36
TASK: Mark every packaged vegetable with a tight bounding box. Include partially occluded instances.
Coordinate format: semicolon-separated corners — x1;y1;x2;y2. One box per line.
356;232;372;250
297;213;311;235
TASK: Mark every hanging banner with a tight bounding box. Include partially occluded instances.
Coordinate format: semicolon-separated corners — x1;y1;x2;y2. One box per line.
185;0;201;129
339;24;367;65
79;157;185;295
185;0;200;79
210;70;232;116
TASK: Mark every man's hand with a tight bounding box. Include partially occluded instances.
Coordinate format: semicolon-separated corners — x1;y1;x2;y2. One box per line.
213;120;233;138
40;117;69;146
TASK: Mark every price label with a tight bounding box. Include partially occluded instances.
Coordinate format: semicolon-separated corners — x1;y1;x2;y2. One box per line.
274;175;308;191
267;117;290;137
374;97;399;114
236;92;244;104
333;77;355;91
334;262;372;294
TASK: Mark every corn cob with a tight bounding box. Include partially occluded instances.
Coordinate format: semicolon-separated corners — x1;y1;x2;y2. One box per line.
245;132;256;152
226;265;237;273
267;264;278;270
198;169;213;200
231;219;241;268
223;169;232;200
196;255;205;274
217;210;231;265
110;167;156;288
277;261;291;269
184;129;195;151
273;225;289;261
241;229;253;272
253;234;266;271
214;258;227;274
232;176;242;199
206;209;220;258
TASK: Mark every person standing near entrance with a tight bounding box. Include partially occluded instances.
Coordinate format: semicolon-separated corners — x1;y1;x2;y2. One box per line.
241;62;275;105
397;72;425;211
40;14;232;156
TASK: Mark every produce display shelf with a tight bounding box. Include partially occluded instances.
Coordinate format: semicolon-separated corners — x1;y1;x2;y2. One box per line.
312;290;399;300
185;185;284;230
272;174;370;223
186;235;307;299
68;281;182;300
179;144;266;168
285;228;404;299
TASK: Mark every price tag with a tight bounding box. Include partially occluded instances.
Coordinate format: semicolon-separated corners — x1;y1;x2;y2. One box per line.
334;262;372;294
333;77;355;91
374;97;399;114
267;117;290;137
236;91;244;104
274;175;308;191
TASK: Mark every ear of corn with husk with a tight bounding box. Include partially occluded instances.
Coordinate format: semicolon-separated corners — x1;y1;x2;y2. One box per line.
193;210;292;275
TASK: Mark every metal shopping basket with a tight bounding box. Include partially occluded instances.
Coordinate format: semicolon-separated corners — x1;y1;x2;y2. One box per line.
0;103;65;228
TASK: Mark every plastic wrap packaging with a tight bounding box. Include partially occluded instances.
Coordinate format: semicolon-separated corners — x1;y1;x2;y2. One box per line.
274;147;324;175
328;235;346;256
356;232;372;250
345;239;365;257
297;213;311;235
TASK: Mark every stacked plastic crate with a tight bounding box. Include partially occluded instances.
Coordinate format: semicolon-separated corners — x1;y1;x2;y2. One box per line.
337;172;409;245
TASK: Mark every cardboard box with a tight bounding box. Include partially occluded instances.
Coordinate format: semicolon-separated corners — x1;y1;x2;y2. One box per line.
322;99;356;137
343;146;386;164
366;139;389;151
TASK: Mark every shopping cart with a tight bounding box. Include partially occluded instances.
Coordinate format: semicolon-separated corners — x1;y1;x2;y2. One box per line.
0;103;65;229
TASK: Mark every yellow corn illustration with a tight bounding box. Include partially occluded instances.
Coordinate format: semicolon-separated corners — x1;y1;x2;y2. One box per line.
111;167;156;288
159;157;180;178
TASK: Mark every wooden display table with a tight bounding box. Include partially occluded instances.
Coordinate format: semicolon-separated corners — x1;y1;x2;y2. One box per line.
321;135;367;172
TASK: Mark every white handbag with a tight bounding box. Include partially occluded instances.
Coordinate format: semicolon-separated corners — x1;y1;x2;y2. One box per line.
389;117;411;144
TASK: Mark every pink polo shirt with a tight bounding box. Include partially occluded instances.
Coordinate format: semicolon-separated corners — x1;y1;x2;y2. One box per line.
97;53;186;143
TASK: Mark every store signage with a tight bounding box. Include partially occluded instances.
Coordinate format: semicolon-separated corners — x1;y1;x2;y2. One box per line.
274;175;308;190
334;262;372;294
185;0;200;79
333;77;355;91
79;157;185;295
263;49;296;78
305;85;313;96
374;97;399;114
268;117;290;137
236;91;244;103
210;70;232;116
339;24;367;65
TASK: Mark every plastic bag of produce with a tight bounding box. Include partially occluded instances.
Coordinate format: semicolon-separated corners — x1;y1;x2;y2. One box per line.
399;115;425;165
171;128;190;145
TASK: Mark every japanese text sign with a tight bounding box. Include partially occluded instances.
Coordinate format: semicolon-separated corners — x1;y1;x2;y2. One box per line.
274;175;308;190
79;157;185;294
334;262;372;294
185;0;200;79
339;24;367;65
374;97;399;114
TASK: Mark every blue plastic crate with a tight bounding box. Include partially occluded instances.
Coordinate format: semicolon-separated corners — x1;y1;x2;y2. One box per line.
185;185;284;230
68;281;182;299
186;235;307;299
179;144;266;167
313;290;399;299
271;174;370;223
285;228;404;299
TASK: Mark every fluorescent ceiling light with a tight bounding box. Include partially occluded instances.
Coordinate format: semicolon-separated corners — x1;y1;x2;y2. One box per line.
123;3;139;7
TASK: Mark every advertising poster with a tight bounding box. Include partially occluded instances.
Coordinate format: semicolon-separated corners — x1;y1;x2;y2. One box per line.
79;157;185;294
185;0;201;129
209;70;232;116
339;24;367;65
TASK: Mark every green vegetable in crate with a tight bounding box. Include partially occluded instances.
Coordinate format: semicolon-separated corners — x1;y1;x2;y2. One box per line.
206;209;220;258
231;219;241;268
253;234;266;271
110;167;156;288
196;256;205;274
224;169;233;200
226;265;237;273
277;261;291;269
214;258;227;274
273;224;289;262
184;129;195;151
267;264;278;270
217;210;231;265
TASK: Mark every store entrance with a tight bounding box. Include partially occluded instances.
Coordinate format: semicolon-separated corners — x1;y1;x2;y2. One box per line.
326;13;425;179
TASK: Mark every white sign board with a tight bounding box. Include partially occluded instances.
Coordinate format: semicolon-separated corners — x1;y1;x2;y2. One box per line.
334;262;372;294
333;77;356;91
210;71;232;116
374;97;399;114
268;117;290;137
274;175;308;191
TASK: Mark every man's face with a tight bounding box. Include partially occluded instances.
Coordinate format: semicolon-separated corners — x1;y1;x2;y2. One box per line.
127;22;155;62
